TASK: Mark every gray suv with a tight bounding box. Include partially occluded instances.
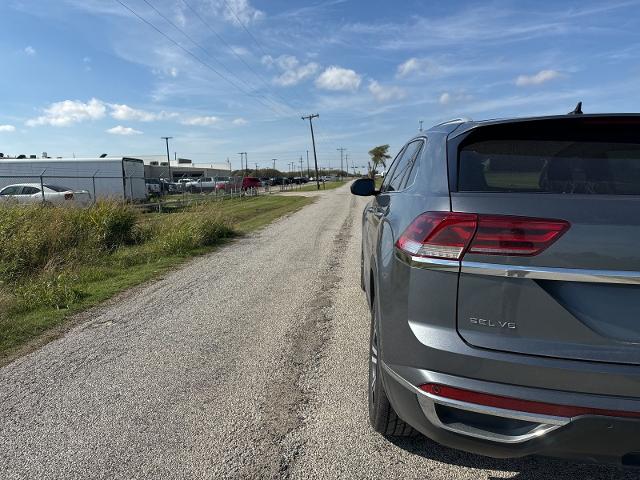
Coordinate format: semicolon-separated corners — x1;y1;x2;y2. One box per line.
351;113;640;467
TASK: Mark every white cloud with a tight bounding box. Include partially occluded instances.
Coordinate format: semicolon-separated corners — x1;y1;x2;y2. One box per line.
438;91;472;105
169;67;178;78
368;80;406;102
515;69;561;86
181;115;219;126
222;0;264;26
397;58;421;78
396;57;453;78
0;125;16;132
26;98;106;127
110;104;176;122
315;66;361;92
106;125;142;136
232;117;248;126
230;45;250;57
24;46;36;56
263;55;319;87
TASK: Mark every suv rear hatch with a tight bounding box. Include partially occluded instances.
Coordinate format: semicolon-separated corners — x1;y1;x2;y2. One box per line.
450;116;640;365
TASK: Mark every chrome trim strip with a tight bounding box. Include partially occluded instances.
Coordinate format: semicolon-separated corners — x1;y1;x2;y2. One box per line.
394;249;460;272
461;261;640;285
381;362;569;444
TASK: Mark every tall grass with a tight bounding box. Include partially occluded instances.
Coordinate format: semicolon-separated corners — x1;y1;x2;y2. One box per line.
0;201;234;315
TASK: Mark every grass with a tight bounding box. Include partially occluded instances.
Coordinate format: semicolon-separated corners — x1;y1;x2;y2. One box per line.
297;180;348;192
0;195;312;360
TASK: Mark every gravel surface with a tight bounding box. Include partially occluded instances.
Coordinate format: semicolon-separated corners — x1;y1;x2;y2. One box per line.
1;184;638;479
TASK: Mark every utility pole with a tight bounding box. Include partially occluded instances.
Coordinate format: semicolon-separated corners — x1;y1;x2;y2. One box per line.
237;152;247;176
255;162;258;174
419;120;424;132
302;113;320;190
299;156;304;178
306;150;310;178
345;153;349;178
161;136;173;180
337;147;346;181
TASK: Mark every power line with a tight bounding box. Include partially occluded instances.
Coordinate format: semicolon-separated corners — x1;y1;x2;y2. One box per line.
114;0;284;117
180;0;296;113
221;0;270;59
139;0;289;115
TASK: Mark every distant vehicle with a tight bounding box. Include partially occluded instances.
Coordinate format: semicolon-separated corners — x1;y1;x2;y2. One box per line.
242;177;262;191
176;178;196;191
157;179;179;194
145;179;162;196
0;183;91;205
270;177;287;186
190;177;216;192
292;177;309;184
259;177;270;187
0;157;145;201
215;176;242;192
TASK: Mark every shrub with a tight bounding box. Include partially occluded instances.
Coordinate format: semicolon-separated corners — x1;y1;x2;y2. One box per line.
0;201;138;278
153;209;234;254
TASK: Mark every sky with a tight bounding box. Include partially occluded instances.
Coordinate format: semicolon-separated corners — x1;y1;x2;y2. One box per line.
2;0;640;172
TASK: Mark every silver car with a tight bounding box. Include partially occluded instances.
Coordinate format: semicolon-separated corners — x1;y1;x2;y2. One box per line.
351;113;640;467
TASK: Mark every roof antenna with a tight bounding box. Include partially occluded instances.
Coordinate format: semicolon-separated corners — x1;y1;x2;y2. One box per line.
568;101;583;115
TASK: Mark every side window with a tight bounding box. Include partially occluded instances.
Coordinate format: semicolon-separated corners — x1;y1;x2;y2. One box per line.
399;139;425;190
385;141;422;192
380;146;405;192
0;186;22;195
21;186;41;195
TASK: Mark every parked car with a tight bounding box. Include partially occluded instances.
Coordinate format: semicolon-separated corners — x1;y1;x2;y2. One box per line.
269;177;287;186
215;177;242;192
242;177;262;191
145;179;162;196
189;177;216;192
0;183;91;205
351;112;640;466
176;178;196;191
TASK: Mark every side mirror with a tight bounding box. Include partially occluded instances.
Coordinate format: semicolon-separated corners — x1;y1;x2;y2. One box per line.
350;178;377;196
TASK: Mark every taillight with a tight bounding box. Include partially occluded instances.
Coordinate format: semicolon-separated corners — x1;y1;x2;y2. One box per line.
64;193;74;200
395;212;477;260
419;383;640;419
469;215;569;256
395;212;569;259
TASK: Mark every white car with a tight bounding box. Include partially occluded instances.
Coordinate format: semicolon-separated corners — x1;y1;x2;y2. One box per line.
0;183;92;206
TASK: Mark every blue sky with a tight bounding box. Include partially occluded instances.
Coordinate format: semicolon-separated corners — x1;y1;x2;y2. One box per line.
2;0;640;171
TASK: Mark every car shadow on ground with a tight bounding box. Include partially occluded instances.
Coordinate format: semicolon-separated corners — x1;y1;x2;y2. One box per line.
389;436;640;479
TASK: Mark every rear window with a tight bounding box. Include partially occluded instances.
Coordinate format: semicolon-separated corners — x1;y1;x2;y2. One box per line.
459;139;640;195
44;184;71;192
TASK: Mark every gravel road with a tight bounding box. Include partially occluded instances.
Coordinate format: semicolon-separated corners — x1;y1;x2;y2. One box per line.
1;184;637;479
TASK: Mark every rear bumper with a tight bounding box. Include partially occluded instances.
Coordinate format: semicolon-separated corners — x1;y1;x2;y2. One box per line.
381;362;640;466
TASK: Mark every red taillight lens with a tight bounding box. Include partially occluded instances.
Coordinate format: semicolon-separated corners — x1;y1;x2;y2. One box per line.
419;383;640;419
64;193;74;200
396;212;570;260
395;212;477;260
469;215;569;256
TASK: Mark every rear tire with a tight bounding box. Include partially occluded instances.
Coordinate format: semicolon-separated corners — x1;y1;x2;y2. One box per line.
368;302;416;437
